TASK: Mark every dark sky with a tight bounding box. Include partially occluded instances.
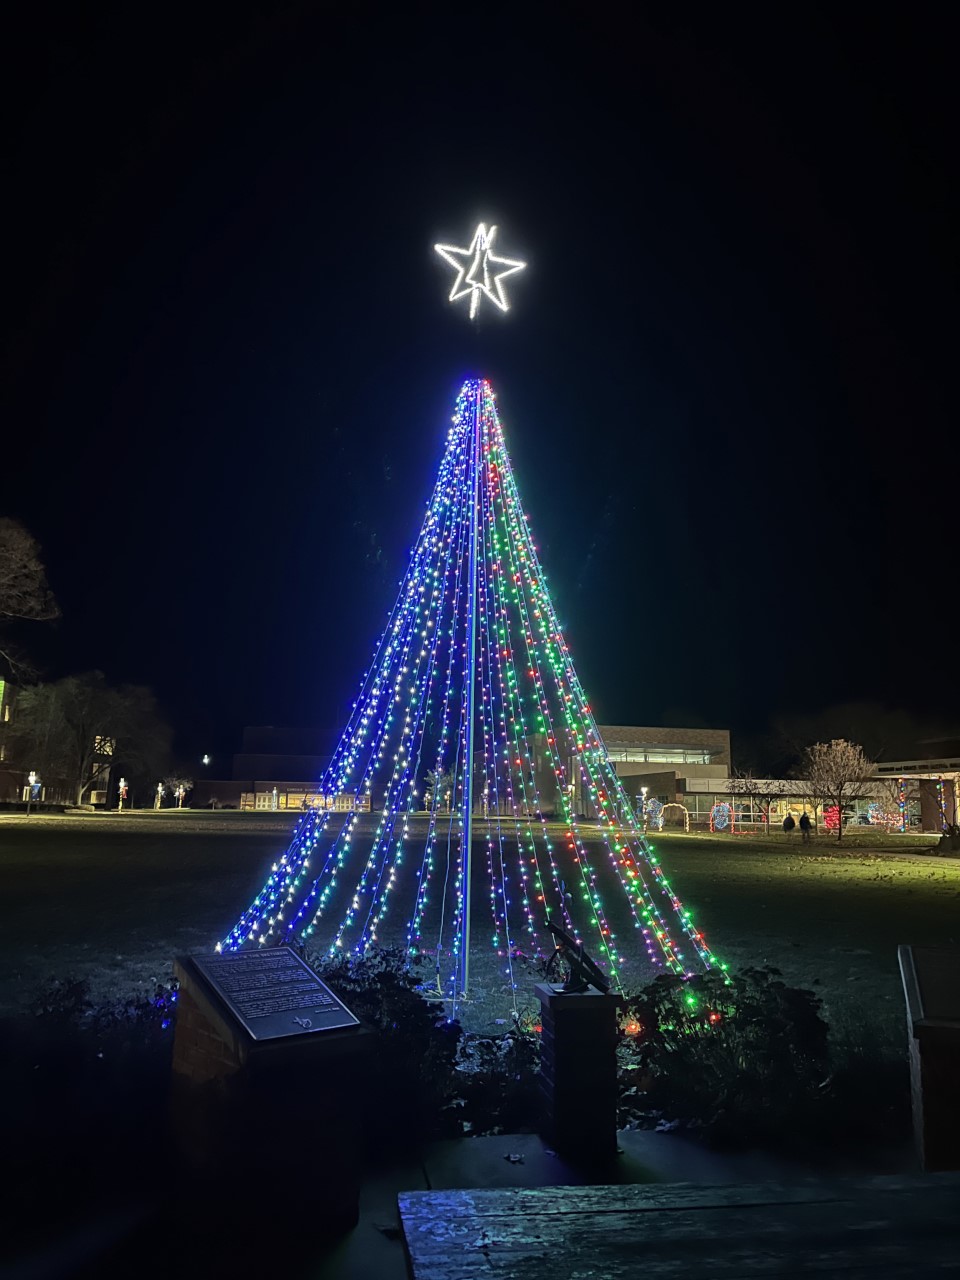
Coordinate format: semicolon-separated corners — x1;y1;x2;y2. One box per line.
2;5;955;765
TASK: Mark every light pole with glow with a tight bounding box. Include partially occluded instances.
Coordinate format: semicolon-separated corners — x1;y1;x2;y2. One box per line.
435;223;526;999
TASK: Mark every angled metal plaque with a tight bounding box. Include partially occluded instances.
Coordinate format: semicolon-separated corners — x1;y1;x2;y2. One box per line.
192;946;360;1041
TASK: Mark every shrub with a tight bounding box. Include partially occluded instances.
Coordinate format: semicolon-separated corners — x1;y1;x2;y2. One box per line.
453;1024;542;1136
1;975;180;1255
617;965;831;1147
315;947;463;1150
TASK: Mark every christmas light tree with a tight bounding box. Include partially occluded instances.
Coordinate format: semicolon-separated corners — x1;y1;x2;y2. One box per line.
221;379;722;1019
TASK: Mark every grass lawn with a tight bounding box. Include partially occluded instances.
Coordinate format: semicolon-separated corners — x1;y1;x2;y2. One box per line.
0;810;956;1054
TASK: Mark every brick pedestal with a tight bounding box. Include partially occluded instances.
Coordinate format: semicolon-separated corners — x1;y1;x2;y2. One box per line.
536;982;622;1164
898;945;960;1172
170;955;370;1245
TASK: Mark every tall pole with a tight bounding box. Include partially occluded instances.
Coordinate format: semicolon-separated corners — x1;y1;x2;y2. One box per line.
460;385;482;995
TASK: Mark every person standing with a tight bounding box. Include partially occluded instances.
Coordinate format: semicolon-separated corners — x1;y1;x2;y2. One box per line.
783;812;796;836
799;811;813;842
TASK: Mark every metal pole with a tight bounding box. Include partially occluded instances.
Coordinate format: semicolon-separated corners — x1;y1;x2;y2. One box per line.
460;385;482;995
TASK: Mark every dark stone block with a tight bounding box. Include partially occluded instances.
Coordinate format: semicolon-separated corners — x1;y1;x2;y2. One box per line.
536;982;622;1164
169;950;372;1243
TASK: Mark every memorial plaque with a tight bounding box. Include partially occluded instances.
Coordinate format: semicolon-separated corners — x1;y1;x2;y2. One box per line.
191;946;360;1041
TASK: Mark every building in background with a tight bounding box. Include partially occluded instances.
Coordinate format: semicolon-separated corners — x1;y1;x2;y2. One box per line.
191;722;732;817
193;725;355;812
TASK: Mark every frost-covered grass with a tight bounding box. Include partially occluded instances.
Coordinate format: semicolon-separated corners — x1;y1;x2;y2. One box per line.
0;811;955;1048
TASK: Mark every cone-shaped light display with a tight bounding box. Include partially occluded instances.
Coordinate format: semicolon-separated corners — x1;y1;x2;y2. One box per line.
221;380;722;1017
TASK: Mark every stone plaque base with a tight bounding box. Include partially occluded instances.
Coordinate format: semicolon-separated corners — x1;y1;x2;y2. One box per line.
536;982;623;1165
170;951;370;1243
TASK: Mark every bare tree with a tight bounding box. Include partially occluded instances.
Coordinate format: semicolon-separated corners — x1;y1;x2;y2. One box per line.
423;768;454;813
9;672;172;805
0;518;59;674
801;739;876;842
162;776;194;808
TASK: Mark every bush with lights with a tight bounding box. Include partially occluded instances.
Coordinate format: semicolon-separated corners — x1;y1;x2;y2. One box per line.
617;966;831;1146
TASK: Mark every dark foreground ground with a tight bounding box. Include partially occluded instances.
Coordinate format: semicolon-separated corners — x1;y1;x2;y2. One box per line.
1;811;956;1278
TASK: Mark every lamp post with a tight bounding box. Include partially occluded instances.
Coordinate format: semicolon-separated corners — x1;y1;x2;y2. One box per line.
26;771;40;816
118;777;128;812
640;786;649;832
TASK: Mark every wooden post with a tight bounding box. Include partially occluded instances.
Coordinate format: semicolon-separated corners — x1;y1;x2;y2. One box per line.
898;945;960;1171
536;982;622;1164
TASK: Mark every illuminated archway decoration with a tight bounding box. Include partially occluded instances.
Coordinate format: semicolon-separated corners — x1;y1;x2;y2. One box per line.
434;224;526;319
710;802;732;833
660;803;690;833
220;380;722;1015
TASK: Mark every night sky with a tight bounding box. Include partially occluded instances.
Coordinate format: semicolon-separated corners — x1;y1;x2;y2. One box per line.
3;6;954;767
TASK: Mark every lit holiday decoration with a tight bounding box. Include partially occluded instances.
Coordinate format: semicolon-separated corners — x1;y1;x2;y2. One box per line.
898;777;907;833
709;802;732;832
434;224;526;319
645;798;664;831
824;805;841;830
221;381;722;1017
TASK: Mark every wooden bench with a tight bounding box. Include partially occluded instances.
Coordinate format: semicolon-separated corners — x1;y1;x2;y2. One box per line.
399;1174;960;1278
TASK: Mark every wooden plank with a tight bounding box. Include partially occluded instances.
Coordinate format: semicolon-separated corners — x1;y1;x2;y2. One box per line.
401;1172;960;1220
399;1176;960;1279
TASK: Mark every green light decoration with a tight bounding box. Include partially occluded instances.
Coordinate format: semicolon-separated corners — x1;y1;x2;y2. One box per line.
221;380;723;1019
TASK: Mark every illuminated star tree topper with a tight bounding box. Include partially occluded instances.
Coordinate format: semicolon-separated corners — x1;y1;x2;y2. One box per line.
434;223;526;319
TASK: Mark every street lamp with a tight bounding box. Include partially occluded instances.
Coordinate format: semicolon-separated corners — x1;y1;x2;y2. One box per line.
202;754;211;767
26;771;41;816
640;786;649;831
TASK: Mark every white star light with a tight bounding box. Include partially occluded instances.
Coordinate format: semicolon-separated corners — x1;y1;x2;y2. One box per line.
434;223;526;319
